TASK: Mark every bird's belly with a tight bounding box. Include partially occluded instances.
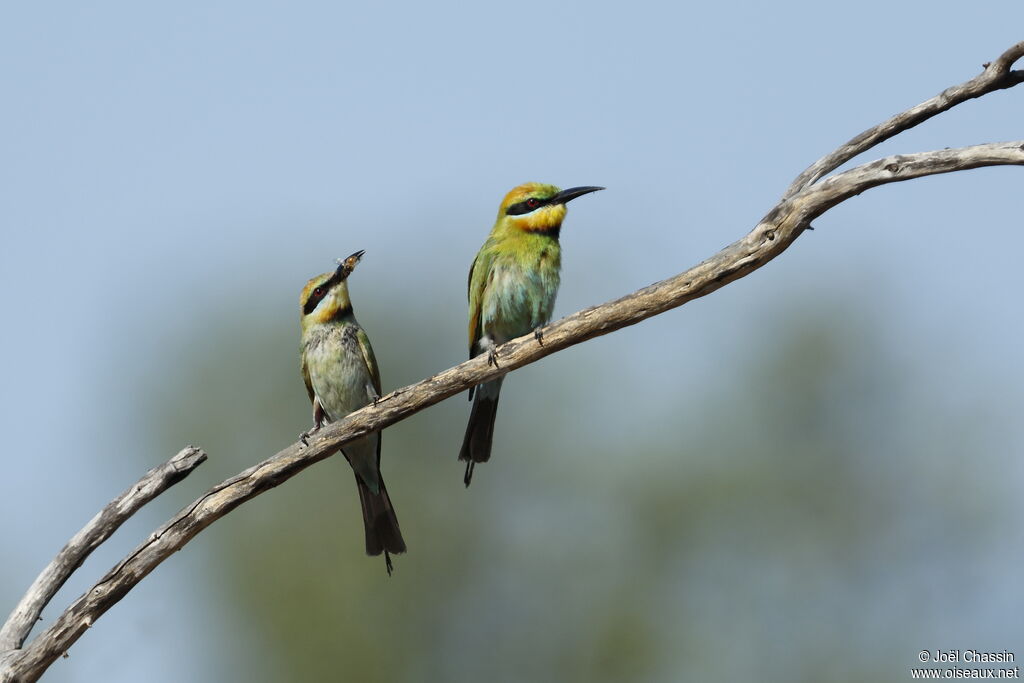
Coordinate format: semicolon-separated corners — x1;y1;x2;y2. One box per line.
305;342;373;422
482;264;559;344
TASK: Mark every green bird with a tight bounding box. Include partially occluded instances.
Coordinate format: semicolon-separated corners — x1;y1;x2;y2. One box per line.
300;250;406;574
460;182;604;486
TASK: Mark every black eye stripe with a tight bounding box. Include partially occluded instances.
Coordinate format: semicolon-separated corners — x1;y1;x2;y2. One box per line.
506;196;550;216
303;289;326;315
303;276;339;315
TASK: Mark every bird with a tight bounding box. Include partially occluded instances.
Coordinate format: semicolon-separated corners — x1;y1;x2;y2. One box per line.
460;182;604;486
299;250;406;574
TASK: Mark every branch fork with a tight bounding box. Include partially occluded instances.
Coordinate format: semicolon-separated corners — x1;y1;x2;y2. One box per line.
3;40;1023;683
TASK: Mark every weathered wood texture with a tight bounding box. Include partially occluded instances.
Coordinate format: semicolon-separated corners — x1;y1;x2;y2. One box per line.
1;40;1021;683
784;43;1024;198
0;448;206;671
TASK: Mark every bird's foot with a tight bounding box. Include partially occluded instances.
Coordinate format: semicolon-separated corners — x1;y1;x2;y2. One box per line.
534;327;545;346
299;425;320;447
487;347;499;367
464;460;475;487
385;551;394;576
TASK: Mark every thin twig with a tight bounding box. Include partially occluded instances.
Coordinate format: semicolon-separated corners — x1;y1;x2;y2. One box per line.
783;41;1024;199
0;448;206;668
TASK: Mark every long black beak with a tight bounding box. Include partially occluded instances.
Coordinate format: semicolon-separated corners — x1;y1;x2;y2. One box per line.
335;249;365;279
551;186;604;205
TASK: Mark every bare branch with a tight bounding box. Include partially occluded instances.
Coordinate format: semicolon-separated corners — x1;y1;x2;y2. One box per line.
2;42;1022;683
0;448;206;657
784;41;1024;198
5;140;1022;682
785;142;1024;223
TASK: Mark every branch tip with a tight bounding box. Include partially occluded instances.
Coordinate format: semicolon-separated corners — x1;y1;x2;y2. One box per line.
3;40;1024;683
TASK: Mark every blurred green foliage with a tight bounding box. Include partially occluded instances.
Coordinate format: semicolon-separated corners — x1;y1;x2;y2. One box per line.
142;291;1015;683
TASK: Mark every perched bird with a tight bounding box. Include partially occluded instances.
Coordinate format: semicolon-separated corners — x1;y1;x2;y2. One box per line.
460;182;603;486
300;251;405;574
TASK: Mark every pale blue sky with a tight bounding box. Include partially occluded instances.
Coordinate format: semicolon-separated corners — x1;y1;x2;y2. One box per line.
2;2;1022;681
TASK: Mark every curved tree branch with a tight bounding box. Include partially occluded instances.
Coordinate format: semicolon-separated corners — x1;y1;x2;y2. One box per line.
5;139;1021;683
2;42;1022;683
0;448;206;668
784;40;1024;198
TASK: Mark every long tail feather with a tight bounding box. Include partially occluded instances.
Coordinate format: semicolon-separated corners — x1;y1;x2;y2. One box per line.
459;379;503;486
354;473;406;574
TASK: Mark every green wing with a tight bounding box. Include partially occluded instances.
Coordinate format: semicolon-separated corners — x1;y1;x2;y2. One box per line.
467;246;494;358
356;327;382;398
300;354;315;405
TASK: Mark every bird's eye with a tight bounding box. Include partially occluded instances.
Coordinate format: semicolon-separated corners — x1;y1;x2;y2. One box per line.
526;198;540;208
314;287;324;298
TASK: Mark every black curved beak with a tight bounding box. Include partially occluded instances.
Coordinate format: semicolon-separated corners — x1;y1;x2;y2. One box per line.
335;250;365;279
551;186;604;205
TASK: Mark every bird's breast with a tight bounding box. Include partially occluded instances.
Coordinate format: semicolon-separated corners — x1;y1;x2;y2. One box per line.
481;250;560;343
302;325;374;422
